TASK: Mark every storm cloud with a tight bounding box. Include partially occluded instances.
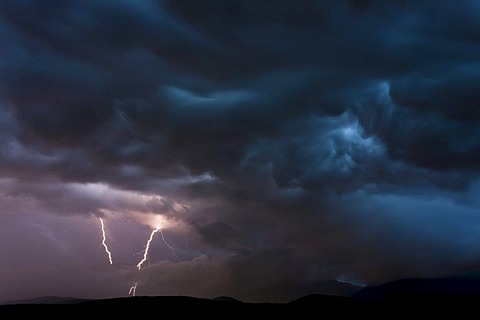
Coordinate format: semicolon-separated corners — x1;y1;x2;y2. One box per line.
1;0;480;303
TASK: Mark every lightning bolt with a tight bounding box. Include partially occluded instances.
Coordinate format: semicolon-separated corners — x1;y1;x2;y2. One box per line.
136;226;161;270
129;282;138;297
99;218;113;265
159;230;179;260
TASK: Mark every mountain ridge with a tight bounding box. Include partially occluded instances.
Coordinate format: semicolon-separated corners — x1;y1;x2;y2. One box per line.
3;276;480;318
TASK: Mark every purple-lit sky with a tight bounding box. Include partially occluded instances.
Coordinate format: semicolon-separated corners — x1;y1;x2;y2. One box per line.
2;0;480;303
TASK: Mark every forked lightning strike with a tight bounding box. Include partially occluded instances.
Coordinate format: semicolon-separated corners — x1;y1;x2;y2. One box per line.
130;225;177;295
129;282;138;296
136;226;161;270
159;229;179;260
99;218;113;265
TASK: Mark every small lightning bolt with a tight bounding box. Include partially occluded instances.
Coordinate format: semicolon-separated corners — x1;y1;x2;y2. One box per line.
137;226;161;270
99;218;113;265
129;282;138;297
159;230;179;260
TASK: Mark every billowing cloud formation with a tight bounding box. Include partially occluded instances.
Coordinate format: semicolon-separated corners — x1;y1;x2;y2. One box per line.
1;0;480;303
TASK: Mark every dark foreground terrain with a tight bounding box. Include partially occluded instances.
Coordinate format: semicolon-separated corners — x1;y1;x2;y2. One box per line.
0;294;354;319
3;277;480;318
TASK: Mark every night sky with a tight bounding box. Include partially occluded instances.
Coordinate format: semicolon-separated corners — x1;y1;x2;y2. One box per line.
1;0;480;303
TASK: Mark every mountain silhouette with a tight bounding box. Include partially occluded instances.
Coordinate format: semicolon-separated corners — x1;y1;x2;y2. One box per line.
3;277;480;318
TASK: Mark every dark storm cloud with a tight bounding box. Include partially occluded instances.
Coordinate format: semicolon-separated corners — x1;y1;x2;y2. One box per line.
3;0;478;178
1;0;480;302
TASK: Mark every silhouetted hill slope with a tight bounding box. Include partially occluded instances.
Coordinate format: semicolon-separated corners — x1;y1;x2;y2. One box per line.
289;293;351;305
350;276;480;315
4;278;480;320
314;280;363;296
352;277;480;302
212;296;243;303
0;294;354;319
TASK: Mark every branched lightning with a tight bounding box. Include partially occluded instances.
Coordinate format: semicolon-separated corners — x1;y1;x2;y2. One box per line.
159;230;179;260
128;221;180;296
129;282;138;296
99;218;113;265
136;226;161;270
